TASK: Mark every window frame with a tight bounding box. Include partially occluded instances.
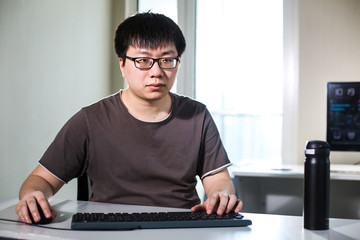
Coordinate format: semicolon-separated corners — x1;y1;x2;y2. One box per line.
176;0;299;165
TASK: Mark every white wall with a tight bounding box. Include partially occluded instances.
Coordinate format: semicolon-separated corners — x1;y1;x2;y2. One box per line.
286;0;360;164
0;0;116;200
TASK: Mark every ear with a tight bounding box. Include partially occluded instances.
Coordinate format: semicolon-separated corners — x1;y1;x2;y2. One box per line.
119;58;126;78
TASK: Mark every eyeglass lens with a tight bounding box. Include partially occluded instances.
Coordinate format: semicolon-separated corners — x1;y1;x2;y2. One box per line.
134;58;177;69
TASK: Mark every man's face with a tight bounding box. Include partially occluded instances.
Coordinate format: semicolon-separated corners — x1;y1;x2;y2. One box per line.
119;44;179;102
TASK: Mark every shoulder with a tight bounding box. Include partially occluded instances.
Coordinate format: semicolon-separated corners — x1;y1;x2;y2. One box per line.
82;92;121;114
171;92;207;112
170;93;217;129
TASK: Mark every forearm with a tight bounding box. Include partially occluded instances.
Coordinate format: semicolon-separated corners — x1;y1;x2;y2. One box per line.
191;169;242;215
203;174;235;198
19;175;55;200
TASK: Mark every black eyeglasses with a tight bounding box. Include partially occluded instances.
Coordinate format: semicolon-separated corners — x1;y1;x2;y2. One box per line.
125;56;180;69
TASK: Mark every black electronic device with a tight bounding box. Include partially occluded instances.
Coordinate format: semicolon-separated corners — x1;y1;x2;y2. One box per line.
327;82;360;151
71;211;252;230
28;202;53;224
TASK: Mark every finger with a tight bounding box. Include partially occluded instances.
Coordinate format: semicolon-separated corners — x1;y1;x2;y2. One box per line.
216;193;230;215
234;200;243;213
26;198;41;223
191;204;205;212
16;201;32;224
50;206;58;220
207;194;220;215
225;195;238;213
36;197;52;219
191;198;211;212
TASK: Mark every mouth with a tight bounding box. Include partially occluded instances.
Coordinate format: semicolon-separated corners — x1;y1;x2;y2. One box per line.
146;83;166;90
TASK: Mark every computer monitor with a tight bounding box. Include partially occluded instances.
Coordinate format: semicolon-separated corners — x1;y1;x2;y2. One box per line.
327;82;360;151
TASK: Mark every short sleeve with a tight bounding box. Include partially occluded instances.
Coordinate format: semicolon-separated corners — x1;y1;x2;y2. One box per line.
197;108;232;179
39;109;89;183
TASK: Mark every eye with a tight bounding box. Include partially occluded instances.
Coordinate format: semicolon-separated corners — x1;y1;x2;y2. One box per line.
135;58;151;63
161;58;174;63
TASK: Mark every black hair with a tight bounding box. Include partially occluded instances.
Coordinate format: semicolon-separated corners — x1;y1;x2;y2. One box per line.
114;12;186;60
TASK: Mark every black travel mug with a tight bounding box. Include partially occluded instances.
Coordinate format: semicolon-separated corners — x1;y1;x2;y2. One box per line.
304;140;330;230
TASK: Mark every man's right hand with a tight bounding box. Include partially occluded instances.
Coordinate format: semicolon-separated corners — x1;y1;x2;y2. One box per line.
15;191;56;224
15;164;64;223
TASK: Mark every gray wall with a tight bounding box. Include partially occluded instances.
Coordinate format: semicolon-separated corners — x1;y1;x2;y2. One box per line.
0;0;131;200
296;0;360;164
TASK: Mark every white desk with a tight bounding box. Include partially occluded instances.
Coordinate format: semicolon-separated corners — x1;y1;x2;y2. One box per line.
232;164;360;180
0;198;359;240
232;164;360;219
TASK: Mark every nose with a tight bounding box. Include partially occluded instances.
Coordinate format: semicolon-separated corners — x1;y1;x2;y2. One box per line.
148;60;163;77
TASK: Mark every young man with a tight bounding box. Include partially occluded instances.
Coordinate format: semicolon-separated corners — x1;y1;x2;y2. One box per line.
16;12;243;224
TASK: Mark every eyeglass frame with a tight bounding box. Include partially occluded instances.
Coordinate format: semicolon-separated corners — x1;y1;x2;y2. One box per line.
125;56;180;70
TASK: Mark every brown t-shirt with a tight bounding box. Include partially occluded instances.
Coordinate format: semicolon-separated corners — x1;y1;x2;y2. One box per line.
39;92;231;209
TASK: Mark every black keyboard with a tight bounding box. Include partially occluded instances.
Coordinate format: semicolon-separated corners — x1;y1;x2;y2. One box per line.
71;211;252;230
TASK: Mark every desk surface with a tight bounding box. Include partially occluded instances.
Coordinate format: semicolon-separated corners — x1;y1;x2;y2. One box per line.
0;198;360;240
232;164;360;181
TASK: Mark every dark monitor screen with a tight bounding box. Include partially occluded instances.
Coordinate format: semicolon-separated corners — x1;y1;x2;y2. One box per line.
327;82;360;151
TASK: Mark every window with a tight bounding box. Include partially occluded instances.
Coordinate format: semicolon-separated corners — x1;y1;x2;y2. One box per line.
138;0;284;166
196;0;283;166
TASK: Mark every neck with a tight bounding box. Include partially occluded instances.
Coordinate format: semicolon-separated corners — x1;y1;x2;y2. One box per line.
120;89;172;122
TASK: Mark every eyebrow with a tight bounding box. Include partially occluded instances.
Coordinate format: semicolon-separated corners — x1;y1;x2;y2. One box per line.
136;49;177;56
